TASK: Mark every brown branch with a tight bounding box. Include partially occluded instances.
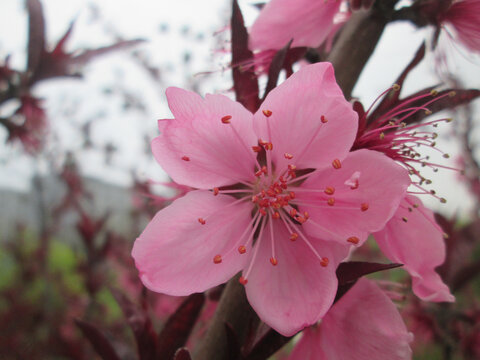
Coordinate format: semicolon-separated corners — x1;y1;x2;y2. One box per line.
193;275;258;360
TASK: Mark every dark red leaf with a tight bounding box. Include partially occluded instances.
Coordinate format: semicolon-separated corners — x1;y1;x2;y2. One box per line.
401;88;480;125
244;328;290;360
74;319;121;360
336;261;403;285
26;0;45;75
157;293;205;360
231;0;259;112
173;348;192;360
262;40;292;101
110;289;158;360
369;42;426;122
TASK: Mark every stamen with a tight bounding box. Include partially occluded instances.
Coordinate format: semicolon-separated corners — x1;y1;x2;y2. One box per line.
221;115;232;124
241;217;268;285
327;198;335;206
252;145;262;152
182;156;190;161
325;186;335;195
321;115;328;123
213;254;222;264
213;187;219;196
198;218;206;225
238;245;246;254
347;236;359;244
284;152;293;159
262;109;273;117
332;159;342;169
361;203;369;211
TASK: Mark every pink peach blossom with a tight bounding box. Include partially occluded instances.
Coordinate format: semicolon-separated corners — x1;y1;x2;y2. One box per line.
249;0;342;52
132;62;410;336
288;278;413;360
441;0;480;53
374;195;455;302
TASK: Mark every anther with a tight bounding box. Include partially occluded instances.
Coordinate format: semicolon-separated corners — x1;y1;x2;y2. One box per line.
430;89;438;96
290;233;298;241
327;198;335;206
449;91;456;97
182;156;190;161
221;115;232;124
263;109;273;117
380;132;385;140
252;145;262;153
238;245;246;254
303;211;309;219
273;211;280;219
440;198;447;204
443;154;450;159
213;255;222;264
324;186;335;195
443;233;449;239
402;217;408;222
289;191;296;199
284;153;293;159
361;203;369;212
213;187;219;196
320;257;329;267
392;84;400;91
332;159;341;169
288;164;296;171
321;115;328;123
265;142;273;151
290;208;297;217
270;257;278;266
239;276;248;285
198;218;206;225
347;236;359;244
259;208;267;216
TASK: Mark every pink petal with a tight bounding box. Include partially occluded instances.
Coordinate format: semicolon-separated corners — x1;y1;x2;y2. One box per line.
152;87;258;189
443;0;480;53
253;63;358;172
244;220;349;336
374;195;455;302
289;278;413;360
299;149;410;246
249;0;341;51
132;190;253;296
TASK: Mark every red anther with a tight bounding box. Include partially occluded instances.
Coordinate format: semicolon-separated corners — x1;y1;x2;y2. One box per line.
262;166;268;174
239;276;248;285
295;216;306;224
327;198;335;206
321;115;328;123
259;139;268;146
320;257;329;267
261;190;267;198
213;255;222;264
273;211;280;219
260;199;270;207
289;191;296;199
255;169;264;177
265;142;273;151
262;109;273;117
288;171;296;179
251;195;258;203
281;182;287;189
350;181;359;190
288;164;296;171
221;115;232;124
290;232;299;241
284;152;293;159
272;202;281;209
259;208;267;216
332;159;341;169
213;187;219;196
347;236;359;244
198;218;206;225
303;211;309;219
270;257;278;266
238;245;246;254
182;156;190;161
290;208;297;217
324;186;335;195
252;145;262;153
361;203;369;212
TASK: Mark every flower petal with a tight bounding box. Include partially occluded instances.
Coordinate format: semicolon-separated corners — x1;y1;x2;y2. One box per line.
374;195;455;302
249;0;341;51
132;190;253;296
244;220;348;336
299;149;410;246
152;87;258;189
253;63;358;172
288;279;413;360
